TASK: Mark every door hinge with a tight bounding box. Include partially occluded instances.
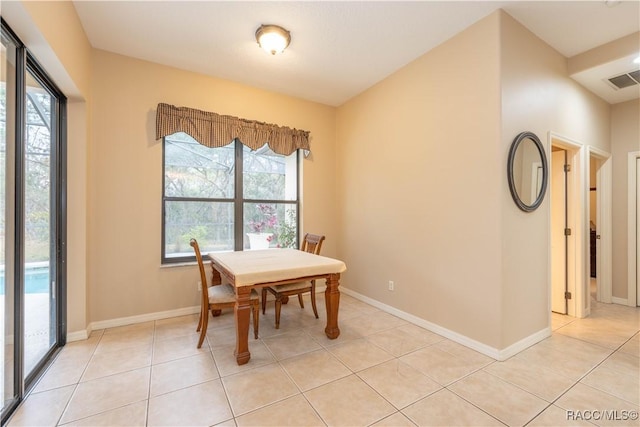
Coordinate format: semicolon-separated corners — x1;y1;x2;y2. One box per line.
564;228;572;236
565;291;572;300
564;164;571;172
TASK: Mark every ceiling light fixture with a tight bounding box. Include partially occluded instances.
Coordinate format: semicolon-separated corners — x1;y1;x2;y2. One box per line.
255;24;291;55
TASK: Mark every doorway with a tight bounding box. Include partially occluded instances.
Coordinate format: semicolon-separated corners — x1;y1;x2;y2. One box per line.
1;22;67;423
630;151;640;307
588;148;613;307
549;134;584;318
637;156;640;306
589;156;598;303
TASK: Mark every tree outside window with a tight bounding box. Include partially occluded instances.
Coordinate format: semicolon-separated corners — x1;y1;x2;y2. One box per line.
162;132;299;263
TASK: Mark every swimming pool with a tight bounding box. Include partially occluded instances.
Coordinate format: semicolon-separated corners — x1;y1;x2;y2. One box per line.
0;267;50;294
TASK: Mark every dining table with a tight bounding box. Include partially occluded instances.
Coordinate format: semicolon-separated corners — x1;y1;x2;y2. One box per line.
208;248;347;365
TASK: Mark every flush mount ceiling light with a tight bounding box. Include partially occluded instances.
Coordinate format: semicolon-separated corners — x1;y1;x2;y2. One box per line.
255;24;291;55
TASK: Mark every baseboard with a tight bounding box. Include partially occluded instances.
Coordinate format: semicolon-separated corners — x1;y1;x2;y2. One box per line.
67;329;90;342
89;305;200;332
611;296;630;306
497;327;550;360
340;287;549;361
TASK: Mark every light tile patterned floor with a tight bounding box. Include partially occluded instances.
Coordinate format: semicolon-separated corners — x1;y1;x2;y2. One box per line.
7;292;640;427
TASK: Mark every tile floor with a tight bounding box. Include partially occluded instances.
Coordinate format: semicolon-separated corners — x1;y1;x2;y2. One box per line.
7;290;640;427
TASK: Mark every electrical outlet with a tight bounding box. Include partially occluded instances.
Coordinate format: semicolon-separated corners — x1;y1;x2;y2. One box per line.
388;280;394;291
197;281;202;292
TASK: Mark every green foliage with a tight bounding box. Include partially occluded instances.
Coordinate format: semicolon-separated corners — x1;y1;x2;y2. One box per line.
181;225;208;247
276;209;297;248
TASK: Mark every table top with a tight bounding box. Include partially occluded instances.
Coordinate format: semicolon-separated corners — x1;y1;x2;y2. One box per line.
208;248;347;287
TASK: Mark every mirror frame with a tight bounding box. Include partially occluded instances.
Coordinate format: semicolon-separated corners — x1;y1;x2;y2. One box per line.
507;131;548;212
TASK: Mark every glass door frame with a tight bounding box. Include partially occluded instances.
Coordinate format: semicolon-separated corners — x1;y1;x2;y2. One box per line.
1;19;67;424
23;52;67;384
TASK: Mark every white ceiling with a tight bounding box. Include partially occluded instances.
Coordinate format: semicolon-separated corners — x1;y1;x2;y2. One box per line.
73;1;640;107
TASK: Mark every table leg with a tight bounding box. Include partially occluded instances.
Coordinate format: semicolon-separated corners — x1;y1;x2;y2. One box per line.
324;273;341;339
234;286;252;365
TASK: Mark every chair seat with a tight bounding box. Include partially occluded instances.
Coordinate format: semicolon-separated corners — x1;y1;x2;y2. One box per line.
261;233;325;330
271;281;312;293
208;284;259;304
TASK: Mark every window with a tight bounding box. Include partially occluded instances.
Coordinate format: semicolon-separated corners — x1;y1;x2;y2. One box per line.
162;132;299;263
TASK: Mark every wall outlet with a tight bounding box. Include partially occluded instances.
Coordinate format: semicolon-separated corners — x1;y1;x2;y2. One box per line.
388;280;394;291
197;281;202;292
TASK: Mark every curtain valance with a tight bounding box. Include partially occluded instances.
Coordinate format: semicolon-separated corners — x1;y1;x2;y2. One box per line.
155;103;310;156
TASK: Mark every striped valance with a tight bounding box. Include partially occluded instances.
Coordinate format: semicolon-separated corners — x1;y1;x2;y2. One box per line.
155;103;310;156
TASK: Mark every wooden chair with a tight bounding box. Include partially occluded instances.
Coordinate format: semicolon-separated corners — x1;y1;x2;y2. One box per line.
191;238;260;348
261;233;326;329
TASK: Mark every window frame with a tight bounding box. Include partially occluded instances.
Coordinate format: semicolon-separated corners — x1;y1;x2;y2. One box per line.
161;136;301;264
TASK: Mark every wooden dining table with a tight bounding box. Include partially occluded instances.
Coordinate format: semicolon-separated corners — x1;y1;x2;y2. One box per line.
208;248;347;365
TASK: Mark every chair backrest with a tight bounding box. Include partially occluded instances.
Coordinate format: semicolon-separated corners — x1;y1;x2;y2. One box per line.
301;233;325;255
190;238;209;303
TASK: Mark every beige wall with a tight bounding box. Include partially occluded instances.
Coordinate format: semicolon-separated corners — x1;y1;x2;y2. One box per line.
337;13;504;348
500;12;610;347
10;0;92;99
336;10;613;351
88;50;337;322
612;99;640;299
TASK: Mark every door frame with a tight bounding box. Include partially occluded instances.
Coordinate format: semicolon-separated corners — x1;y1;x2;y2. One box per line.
628;151;640;307
589;147;613;305
549;132;585;317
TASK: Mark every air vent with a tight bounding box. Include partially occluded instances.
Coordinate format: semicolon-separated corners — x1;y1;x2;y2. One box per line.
607;71;640;89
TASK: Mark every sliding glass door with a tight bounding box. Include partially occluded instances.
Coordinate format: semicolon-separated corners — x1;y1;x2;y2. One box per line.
1;21;66;422
23;67;57;377
1;28;17;415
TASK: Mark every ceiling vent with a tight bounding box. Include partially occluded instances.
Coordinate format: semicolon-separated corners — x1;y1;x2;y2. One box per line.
607;70;640;90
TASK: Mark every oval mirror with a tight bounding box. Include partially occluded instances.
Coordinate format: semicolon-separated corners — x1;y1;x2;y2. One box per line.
507;131;548;212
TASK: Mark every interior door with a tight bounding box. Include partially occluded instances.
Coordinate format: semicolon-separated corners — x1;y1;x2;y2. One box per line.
551;149;567;314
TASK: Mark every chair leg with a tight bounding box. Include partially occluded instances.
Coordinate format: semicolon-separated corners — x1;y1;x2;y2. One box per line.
196;308;203;332
310;287;319;319
252;302;259;339
275;297;282;329
261;288;267;314
197;307;209;348
298;293;305;308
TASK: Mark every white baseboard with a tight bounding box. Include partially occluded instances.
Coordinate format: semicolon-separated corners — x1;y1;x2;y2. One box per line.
340;287;549;361
88;305;200;333
67;330;90;342
611;296;630;306
497;327;550;360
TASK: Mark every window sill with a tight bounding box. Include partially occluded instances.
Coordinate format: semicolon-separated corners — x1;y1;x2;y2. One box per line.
160;261;198;269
